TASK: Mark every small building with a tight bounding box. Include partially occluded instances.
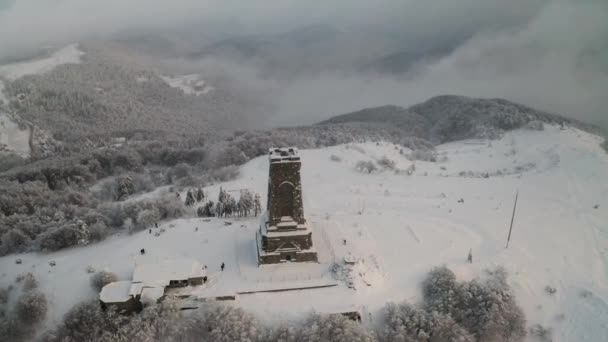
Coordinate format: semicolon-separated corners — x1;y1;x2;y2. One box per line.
257;147;318;264
133;258;205;288
99;281;143;313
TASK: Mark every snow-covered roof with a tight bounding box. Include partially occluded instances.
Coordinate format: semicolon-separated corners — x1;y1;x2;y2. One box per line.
269;147;300;162
141;286;165;305
100;281;133;303
133;258;204;285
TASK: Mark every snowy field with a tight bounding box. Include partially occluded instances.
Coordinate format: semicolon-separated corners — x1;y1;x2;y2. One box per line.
1;124;607;341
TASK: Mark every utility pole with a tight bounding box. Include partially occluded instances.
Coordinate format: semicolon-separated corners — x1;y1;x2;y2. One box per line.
506;191;519;249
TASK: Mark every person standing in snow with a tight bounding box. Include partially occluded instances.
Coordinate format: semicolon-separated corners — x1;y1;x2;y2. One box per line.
221;262;225;271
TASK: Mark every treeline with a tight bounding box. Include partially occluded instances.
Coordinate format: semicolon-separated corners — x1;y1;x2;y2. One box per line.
28;265;530;342
0;177;185;255
195;188;262;218
0;119;413;257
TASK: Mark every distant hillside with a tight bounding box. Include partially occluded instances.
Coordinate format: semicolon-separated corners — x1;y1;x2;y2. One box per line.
1;42;267;144
320;95;592;143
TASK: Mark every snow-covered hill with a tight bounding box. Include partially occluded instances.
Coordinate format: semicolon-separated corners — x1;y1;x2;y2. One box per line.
1;124;607;341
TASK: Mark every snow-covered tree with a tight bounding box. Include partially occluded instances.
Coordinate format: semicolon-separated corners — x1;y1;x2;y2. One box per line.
422;265;459;315
381;303;473;342
196;187;205;202
218;186;227;204
238;190;254;216
197;201;215;217
195;303;265;342
136;208;160;231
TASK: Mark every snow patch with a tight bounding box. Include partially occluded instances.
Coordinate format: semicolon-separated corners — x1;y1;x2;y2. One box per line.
0;112;30;157
160;74;213;96
0;44;84;81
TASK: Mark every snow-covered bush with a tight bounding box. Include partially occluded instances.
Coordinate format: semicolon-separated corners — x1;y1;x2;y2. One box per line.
90;271;118;291
377;156;396;170
15;289;47;324
21;273;38;291
330;154;342;162
544;285;557;295
300;313;377;342
529;324;552;342
356;160;377;174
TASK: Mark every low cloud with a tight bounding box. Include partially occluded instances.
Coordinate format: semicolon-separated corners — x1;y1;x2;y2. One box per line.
1;0;606;129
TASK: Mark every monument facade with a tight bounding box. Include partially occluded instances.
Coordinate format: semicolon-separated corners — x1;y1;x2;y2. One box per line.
257;147;318;264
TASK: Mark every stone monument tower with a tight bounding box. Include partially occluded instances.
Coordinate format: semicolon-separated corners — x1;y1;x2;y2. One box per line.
257;147;318;264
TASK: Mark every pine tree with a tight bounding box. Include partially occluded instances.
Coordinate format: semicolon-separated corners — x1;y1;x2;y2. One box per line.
185;189;196;206
196;187;205;202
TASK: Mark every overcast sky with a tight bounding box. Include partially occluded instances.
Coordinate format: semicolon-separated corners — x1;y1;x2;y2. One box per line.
0;0;606;129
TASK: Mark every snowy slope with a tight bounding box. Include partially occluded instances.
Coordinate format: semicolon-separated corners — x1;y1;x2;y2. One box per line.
1;124;607;341
0;44;84;81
